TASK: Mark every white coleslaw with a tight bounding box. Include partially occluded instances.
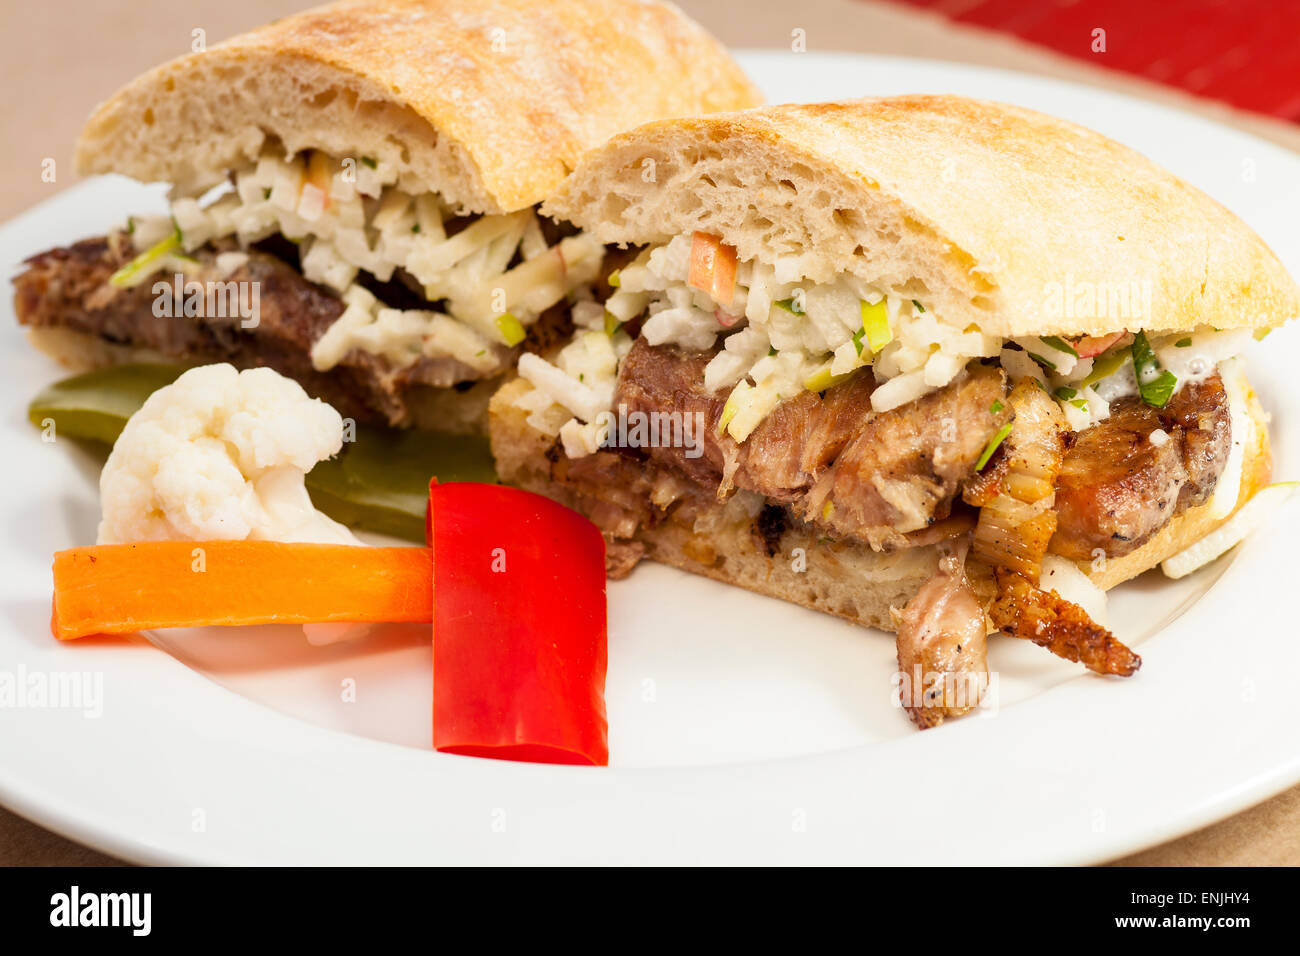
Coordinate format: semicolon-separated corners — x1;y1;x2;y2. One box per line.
514;232;1259;457
585;234;1254;445
124;147;603;375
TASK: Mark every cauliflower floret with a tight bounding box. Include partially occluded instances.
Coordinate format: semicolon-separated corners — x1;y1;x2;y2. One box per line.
97;364;357;546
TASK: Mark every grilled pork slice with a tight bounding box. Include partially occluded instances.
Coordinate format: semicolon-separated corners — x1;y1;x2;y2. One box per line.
728;376;879;502
893;543;989;728
1162;374;1235;503
12;233;547;426
613;341;729;487
549;442;695;541
547;443;717;577
613;339;1007;550
801;364;1010;549
1050;374;1231;559
613;337;876;499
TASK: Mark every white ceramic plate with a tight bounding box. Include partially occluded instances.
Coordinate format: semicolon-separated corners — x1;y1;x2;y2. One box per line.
2;51;1299;865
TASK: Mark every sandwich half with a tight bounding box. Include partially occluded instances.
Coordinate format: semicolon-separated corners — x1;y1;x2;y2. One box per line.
490;96;1299;726
13;0;760;431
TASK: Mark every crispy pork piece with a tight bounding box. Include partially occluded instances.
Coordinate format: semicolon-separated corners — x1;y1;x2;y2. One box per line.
803;364;1010;549
989;569;1141;677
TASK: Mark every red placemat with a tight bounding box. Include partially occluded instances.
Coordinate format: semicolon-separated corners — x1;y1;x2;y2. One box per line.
887;0;1300;121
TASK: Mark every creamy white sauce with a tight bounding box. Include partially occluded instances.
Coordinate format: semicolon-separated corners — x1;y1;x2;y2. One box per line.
1210;357;1254;519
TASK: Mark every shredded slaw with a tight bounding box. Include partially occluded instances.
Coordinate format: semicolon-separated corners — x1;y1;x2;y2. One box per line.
128;147;603;375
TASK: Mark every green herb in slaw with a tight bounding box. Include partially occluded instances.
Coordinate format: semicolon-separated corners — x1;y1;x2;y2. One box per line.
1040;335;1079;357
976;422;1014;470
108;227;183;289
1130;330;1177;408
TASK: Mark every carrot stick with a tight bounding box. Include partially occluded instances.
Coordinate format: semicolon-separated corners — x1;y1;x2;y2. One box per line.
52;541;432;641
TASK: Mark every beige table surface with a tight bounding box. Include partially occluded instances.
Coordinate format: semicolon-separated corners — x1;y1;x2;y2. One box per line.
2;0;1298;866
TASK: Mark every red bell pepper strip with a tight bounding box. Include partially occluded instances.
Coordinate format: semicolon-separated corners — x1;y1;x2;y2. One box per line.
428;481;609;766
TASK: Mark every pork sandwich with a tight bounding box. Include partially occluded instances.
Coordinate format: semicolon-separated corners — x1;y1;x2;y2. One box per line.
12;0;760;430
489;96;1299;726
